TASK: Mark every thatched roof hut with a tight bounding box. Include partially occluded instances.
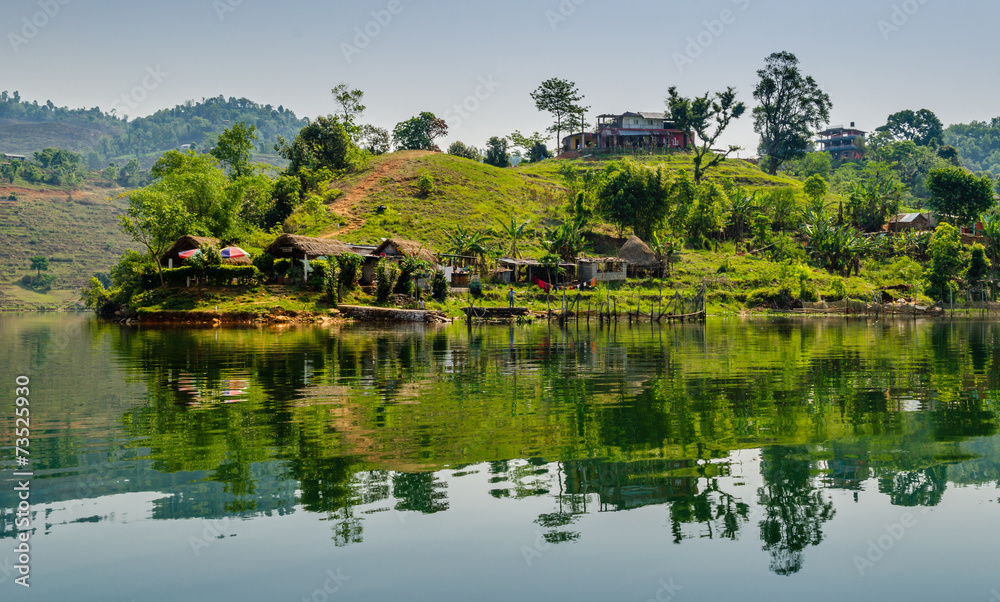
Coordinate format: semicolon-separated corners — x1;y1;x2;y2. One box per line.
372;238;436;264
160;235;251;266
264;234;358;259
618;235;658;266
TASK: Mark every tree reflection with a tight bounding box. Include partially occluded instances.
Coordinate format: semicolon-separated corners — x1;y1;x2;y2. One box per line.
758;446;836;576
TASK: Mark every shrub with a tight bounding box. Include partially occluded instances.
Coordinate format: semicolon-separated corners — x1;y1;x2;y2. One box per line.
253;253;276;280
323;261;341;304
828;277;847;300
416;173;434;197
431;270;449;302
469;278;483;298
374;258;401;303
336;253;364;290
274;258;292;278
395;256;432;295
309;259;331;291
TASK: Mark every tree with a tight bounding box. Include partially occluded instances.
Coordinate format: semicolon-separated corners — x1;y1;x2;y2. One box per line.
966;243;990;289
927;223;965;301
392;112;448;151
447;141;481;161
752;51;833;175
596;160;671;240
876;109;943;147
276;115;360;181
495;215;530;259
118;189;190;287
926;167;995;226
331;83;366;138
530;78;582;153
359;125;390;155
667;86;746;184
803;175;828;208
483;136;510;168
211;121;257;179
29;256;48;278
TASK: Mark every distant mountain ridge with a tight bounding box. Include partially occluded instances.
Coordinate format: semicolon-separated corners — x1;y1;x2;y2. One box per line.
0;92;309;167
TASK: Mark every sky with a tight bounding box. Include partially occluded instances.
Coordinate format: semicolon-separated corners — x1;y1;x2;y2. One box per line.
3;0;999;156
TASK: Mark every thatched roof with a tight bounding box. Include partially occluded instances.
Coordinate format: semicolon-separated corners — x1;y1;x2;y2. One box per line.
264;234;357;259
618;235;658;266
160;235;252;266
372;238;436;263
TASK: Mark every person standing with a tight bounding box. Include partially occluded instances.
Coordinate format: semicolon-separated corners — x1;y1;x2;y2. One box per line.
508;286;515;308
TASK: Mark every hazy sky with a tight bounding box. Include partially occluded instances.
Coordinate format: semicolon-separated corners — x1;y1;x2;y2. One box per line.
3;0;998;155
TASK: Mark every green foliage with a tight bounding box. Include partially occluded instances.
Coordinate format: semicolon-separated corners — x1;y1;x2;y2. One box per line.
802;175;828;208
20;273;56;293
844;164;904;232
926;167;995;226
336;253;363;290
751;213;773;249
392;112;448;151
374;258;401;303
265;175;302;229
686;181;728;242
753;51;833;175
596;159;670;240
783;152;831;179
308;259;333;291
395;256;432;295
331;83;366;139
495;215;530;259
416;172;435;197
447;141;481;161
828;276;847;300
542;218;588;262
252;253;275;279
529;78;583;150
29;255;49;276
211;121;257;179
876;109;943;146
359;124;391;155
666;86;746;183
802;210;861;275
274;258;292;278
927;223;965;300
966;243;991;288
483;136;511;168
323;260;341;304
431;270;449;302
276;115;362;185
469;278;484;298
760;187;800;232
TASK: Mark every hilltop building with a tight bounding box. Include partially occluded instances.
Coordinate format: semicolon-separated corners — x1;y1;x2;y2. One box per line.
561;111;692;153
817;123;866;161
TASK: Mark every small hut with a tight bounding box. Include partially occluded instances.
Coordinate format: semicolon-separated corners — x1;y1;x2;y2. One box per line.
160;235;252;267
618;235;661;277
364;238;438;284
576;258;627;283
887;213;935;233
264;234;356;260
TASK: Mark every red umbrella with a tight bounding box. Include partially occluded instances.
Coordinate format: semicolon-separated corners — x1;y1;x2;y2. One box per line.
178;249;201;259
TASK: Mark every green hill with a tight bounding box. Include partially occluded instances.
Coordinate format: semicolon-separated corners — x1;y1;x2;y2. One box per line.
315;150;802;254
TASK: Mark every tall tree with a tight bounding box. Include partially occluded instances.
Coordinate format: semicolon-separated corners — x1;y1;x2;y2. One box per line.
752;51;833;175
483;136;510;168
926;167;995;226
359;124;390;155
667;86;746;184
392;112;448;151
331;83;366;139
876;109;943;147
29;256;48;278
530;78;582;153
117;189;190;287
596;160;670;240
276;115;358;177
211;121;257;179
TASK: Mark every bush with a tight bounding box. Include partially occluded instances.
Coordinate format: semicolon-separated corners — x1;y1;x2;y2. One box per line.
374;258;401;303
336;253;363;290
309;259;331;291
416;173;434;197
253;253;276;280
323;261;341;304
469;278;483;298
431;270;449;302
204;265;259;286
274;258;292;279
395;256;432;295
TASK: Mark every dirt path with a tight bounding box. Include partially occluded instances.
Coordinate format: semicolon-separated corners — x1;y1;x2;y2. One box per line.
320;150;431;238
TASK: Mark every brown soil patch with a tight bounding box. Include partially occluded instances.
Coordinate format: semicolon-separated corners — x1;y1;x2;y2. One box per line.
320;150;433;238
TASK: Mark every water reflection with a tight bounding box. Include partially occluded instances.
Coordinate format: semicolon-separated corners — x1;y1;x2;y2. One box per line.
2;316;1000;583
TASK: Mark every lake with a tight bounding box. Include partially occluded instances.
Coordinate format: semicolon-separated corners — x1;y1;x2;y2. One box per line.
1;314;999;601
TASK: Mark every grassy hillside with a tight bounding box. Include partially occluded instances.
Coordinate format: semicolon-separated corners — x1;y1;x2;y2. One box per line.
0;120;113;156
316;150;804;254
0;180;137;310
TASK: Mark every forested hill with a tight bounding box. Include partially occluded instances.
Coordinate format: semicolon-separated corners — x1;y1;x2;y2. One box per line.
944;118;1000;176
0;92;308;167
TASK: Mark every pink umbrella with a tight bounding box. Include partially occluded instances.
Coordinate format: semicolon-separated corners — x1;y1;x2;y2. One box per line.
220;246;249;259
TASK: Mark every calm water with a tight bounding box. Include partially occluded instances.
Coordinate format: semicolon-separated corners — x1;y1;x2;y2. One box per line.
1;314;1000;601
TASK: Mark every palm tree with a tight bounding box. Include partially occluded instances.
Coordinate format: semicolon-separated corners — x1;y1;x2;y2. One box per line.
495;215;530;259
443;225;492;274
